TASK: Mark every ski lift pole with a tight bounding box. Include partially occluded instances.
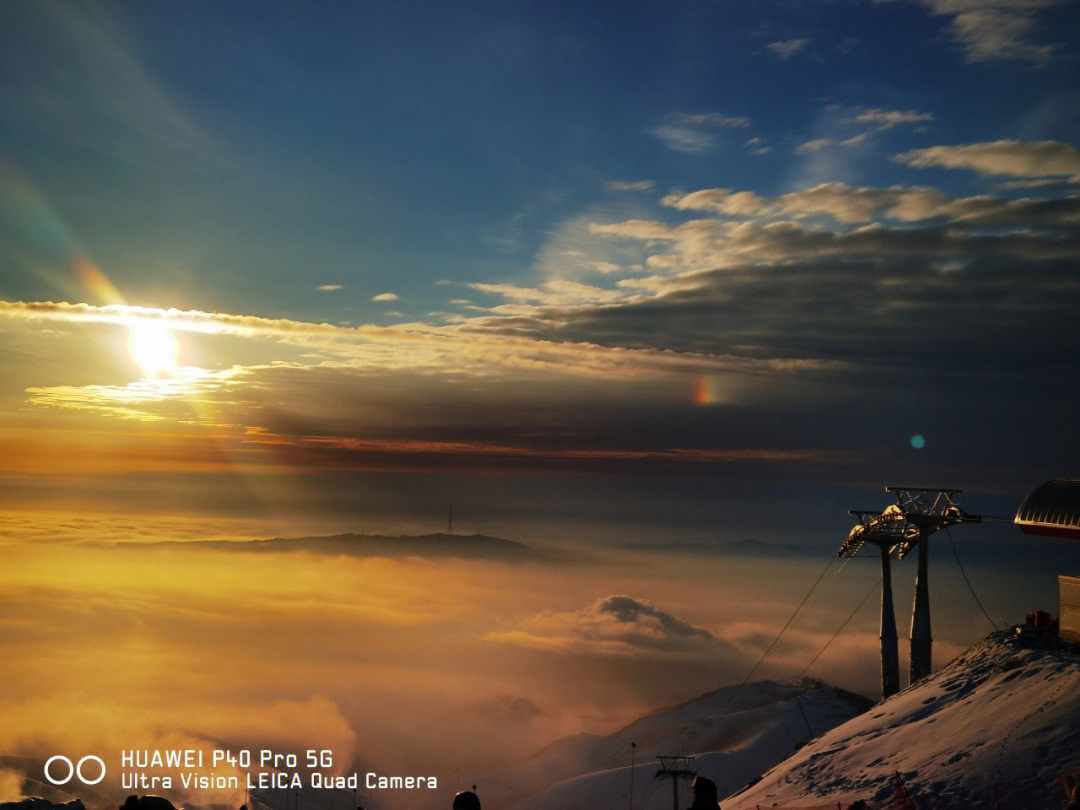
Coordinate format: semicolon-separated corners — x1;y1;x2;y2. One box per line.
655;756;695;810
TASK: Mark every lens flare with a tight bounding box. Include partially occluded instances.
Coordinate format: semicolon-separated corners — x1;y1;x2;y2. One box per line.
693;375;724;406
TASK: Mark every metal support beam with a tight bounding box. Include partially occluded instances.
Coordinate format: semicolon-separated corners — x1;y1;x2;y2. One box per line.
880;544;899;698
655;757;695;810
909;529;932;683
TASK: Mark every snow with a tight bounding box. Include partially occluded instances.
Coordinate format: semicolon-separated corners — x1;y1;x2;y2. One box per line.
729;631;1080;809
494;681;871;810
500;631;1080;810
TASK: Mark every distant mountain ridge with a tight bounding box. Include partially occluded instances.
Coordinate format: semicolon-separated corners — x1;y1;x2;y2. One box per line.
124;532;539;561
492;679;872;810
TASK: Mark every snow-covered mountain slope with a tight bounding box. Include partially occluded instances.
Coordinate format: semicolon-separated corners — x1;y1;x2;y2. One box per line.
730;630;1080;810
494;680;871;810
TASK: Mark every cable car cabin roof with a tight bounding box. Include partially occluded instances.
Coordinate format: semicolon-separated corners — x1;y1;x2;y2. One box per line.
1015;479;1080;540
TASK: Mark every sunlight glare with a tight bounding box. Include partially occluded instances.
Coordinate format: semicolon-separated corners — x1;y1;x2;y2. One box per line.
126;320;180;378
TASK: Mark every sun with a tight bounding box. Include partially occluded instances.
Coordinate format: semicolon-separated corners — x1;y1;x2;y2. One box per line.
126;320;179;378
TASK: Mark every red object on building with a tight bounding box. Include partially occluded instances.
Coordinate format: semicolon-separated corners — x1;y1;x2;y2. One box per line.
1026;609;1052;628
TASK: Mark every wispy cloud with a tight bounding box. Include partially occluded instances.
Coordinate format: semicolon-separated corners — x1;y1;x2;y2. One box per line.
796;138;834;154
661;188;770;217
649;125;718;154
680;113;752;129
649;113;751;154
916;0;1065;64
372;292;398;301
766;38;810;59
849;108;934;131
487;595;734;658
895;139;1080;182
795;133;870;154
662;182;1080;225
607;180;656;192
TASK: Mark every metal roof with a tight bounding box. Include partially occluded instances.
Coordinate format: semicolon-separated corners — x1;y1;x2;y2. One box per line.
1015;479;1080;540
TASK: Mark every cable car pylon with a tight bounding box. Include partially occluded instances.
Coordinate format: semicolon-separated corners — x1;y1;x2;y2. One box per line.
840;487;982;697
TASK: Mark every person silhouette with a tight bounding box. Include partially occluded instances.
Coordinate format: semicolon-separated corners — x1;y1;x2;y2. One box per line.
690;776;720;810
452;790;481;810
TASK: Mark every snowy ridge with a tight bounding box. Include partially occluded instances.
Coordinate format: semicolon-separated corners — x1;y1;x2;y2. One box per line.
731;631;1080;810
496;681;871;810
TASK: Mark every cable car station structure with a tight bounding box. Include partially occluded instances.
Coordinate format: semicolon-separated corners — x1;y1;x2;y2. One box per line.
1015;479;1080;642
838;487;983;698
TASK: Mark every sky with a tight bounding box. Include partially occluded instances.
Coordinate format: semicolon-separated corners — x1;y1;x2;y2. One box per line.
2;1;1080;808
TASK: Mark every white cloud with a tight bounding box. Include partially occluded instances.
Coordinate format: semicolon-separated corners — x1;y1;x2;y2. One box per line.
895;139;1080;182
649;125;717;154
850;108;934;130
372;292;398;301
607;180;655;192
766;38;811;59
649;113;751;153
796;138;834;154
661;181;1080;226
662;188;770;217
796;133;870;154
318;284;343;291
840;132;869;146
680;113;752;129
916;0;1065;63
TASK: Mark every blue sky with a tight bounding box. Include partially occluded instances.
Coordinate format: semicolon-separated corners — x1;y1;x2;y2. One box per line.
5;0;1079;319
2;0;1080;537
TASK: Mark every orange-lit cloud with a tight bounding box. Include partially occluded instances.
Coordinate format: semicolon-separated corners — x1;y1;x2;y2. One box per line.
487;594;732;658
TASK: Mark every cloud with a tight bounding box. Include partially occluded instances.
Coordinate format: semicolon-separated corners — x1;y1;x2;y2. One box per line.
796;134;870;154
895;140;1080;182
649;113;751;153
661;188;770;217
25;366;245;422
466;280;626;307
995;177;1071;190
372;292;398;301
649;125;717;154
456;177;1080;410
849;108;934;131
915;0;1065;63
488;595;728;657
662;181;1080;225
680;113;752;129
318;284;343;291
767;38;810;59
607;180;655;192
796;138;834;154
0;299;750;384
472;695;544;729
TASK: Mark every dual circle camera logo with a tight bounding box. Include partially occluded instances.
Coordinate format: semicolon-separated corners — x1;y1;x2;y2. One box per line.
43;756;107;786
